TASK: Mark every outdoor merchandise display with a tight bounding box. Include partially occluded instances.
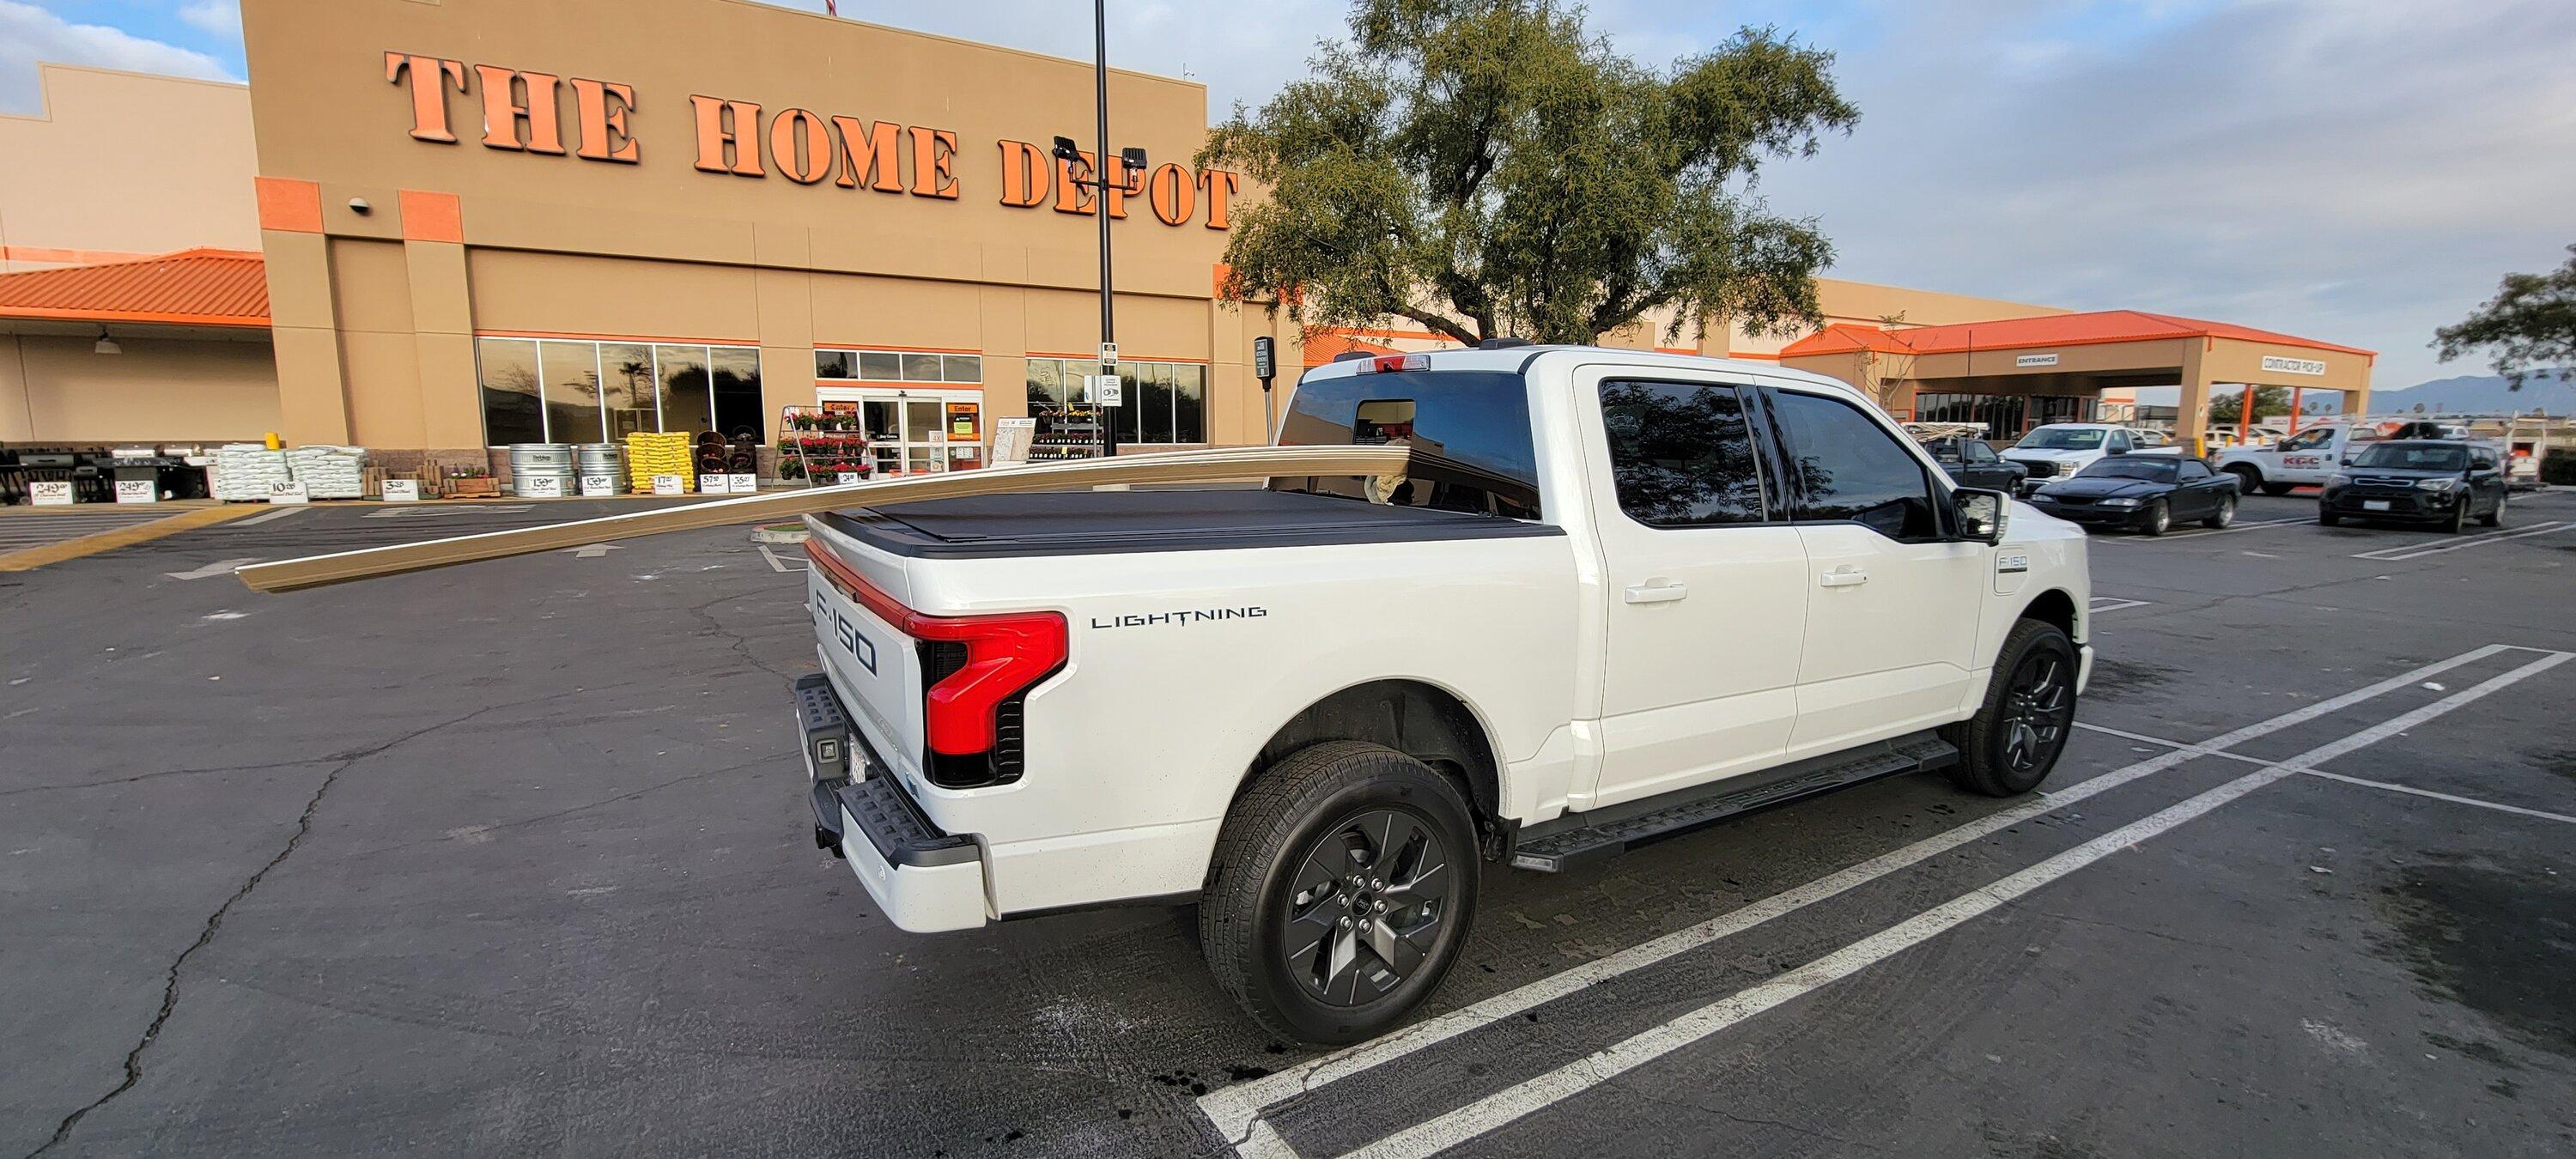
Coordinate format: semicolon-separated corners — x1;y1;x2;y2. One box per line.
574;444;626;494
623;432;694;492
286;446;369;500
211;444;291;501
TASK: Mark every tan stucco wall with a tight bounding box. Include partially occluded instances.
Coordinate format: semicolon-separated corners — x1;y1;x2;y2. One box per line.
0;64;260;271
0;332;280;443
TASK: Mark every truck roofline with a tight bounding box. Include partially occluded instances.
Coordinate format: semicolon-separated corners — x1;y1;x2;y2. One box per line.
1291;343;1868;399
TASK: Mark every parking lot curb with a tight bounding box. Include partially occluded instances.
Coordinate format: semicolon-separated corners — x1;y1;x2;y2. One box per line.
0;505;266;572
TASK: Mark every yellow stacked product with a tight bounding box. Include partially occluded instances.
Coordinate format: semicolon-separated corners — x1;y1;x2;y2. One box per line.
623;432;695;492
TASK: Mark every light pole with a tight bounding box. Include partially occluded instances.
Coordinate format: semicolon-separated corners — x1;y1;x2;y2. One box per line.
1053;0;1145;458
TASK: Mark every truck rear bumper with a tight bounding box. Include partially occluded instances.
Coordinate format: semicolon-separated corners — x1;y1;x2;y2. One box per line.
797;673;990;933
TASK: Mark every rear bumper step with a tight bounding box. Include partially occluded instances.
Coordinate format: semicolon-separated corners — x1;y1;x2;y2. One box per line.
1510;732;1959;873
793;673;989;932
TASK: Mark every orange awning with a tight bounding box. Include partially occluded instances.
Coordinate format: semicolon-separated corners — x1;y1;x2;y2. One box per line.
1777;309;2372;361
0;247;270;329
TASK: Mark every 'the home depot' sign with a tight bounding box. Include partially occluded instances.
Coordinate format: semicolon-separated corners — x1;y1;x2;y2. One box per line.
383;52;1237;228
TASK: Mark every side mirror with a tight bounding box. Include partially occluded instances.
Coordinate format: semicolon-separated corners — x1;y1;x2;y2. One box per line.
1953;488;2008;545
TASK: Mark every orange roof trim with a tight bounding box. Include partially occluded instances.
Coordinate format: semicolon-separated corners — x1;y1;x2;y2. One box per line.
1777;309;2373;361
0;247;271;329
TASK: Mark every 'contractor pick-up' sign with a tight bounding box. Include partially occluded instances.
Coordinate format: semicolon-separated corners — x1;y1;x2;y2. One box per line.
2260;355;2328;376
383;52;1239;229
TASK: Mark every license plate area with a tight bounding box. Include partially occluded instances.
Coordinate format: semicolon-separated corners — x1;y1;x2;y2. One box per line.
2364;500;2392;512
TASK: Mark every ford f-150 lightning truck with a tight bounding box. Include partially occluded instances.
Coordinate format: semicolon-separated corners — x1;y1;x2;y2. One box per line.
793;346;2093;1042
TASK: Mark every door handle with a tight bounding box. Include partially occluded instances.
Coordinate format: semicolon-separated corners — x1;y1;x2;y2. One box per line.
1819;567;1869;588
1624;582;1689;604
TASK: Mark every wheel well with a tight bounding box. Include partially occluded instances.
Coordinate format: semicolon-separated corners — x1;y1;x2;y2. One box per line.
1249;680;1501;828
2020;588;2079;641
2223;462;2263;482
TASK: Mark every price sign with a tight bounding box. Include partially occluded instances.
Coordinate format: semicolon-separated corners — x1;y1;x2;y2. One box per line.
29;480;74;506
579;474;617;497
519;475;564;499
835;471;865;486
727;472;759;494
992;417;1036;465
268;481;310;505
380;478;421;502
653;474;686;495
114;479;159;504
698;474;731;495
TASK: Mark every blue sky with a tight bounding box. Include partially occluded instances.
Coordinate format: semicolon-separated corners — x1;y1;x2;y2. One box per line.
4;0;2571;393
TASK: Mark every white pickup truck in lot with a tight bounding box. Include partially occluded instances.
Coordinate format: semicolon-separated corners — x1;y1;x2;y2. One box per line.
793;345;2093;1042
2000;422;2184;486
2210;422;2381;495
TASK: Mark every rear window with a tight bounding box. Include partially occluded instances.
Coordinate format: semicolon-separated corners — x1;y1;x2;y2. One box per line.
1272;370;1543;519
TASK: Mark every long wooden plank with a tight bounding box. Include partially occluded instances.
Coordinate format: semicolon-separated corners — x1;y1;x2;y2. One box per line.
235;444;1409;593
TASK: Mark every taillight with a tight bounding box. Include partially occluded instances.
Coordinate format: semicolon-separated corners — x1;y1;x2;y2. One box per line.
806;538;1067;771
1357;353;1429;375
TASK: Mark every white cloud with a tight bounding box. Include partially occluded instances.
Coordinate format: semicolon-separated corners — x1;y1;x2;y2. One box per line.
179;1;242;40
0;0;235;113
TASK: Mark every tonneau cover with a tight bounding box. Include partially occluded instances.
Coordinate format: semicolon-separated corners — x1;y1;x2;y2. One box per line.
820;488;1561;558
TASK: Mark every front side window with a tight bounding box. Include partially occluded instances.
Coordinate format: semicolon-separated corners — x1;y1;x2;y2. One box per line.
2017;426;2105;451
1598;381;1767;527
2177;459;2211;480
1274;369;1541;519
1963;441;1998;464
1770;390;1939;540
2278;428;2336;452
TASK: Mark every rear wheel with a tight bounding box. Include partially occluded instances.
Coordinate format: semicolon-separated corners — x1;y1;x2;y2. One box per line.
2262;482;2294;496
2225;464;2263;495
1200;741;1479;1045
2140;501;2171;537
1951;619;2079;798
2202;494;2237;529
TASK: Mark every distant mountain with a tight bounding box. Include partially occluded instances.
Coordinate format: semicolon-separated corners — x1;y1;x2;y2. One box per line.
2376;369;2574;415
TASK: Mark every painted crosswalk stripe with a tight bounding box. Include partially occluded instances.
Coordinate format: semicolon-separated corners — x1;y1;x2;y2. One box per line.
2350;521;2570;561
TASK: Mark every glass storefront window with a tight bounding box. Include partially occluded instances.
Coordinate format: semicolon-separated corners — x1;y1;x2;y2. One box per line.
711;347;764;440
1024;356;1207;444
540;340;605;445
902;352;943;382
599;343;657;438
654;346;713;436
859;351;901;380
477;337;544;446
944;355;981;383
815;349;856;380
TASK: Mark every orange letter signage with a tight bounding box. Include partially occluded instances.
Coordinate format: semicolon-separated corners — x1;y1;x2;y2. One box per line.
474;66;566;154
690;96;764;176
909;126;959;199
830;118;904;192
569;78;640;163
998;140;1048;208
770;108;835;185
1054;150;1098;216
385;52;469;143
1148;162;1194;226
1198;168;1241;229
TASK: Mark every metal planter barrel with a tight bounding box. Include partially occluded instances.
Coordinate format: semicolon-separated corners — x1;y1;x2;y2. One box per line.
574;443;625;493
507;443;577;495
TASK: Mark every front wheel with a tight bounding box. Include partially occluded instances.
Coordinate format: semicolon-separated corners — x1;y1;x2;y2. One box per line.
1200;741;1480;1045
2445;499;2469;534
2318;507;2342;527
2203;494;2237;529
1951;619;2080;798
2479;494;2503;528
2140;501;2171;537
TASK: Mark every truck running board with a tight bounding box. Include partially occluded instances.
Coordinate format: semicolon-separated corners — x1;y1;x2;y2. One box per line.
1509;732;1960;873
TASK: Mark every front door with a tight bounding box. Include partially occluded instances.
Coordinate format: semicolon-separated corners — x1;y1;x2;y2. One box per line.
1583;374;1811;810
1764;387;1987;752
817;388;982;476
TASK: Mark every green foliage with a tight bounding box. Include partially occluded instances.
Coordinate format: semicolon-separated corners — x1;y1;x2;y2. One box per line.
1198;0;1857;345
2434;245;2576;389
2208;385;2294;425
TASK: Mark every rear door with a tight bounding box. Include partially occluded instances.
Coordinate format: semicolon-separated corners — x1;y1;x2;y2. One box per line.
1764;387;1988;751
1582;374;1809;808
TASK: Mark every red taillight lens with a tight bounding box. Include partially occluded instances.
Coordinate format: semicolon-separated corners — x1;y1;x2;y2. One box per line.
806;538;1067;757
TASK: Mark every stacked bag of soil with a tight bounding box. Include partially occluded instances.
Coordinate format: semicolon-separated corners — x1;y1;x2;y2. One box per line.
623;431;694;492
287;445;369;499
212;444;290;501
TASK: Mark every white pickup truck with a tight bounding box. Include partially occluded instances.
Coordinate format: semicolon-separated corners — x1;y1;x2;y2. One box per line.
794;346;2093;1042
2210;422;2381;495
2000;422;2184;486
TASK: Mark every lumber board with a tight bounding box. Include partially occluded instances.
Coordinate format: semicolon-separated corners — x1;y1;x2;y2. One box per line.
235;444;1410;594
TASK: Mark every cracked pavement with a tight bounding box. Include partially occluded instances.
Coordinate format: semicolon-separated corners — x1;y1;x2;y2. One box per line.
3;491;2574;1158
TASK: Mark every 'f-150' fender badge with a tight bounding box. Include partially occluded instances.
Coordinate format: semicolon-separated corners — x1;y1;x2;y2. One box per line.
1996;551;2031;574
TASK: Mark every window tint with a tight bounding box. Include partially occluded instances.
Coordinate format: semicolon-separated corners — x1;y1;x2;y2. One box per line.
2106;431;2132;453
1273;370;1541;519
1769;390;1939;540
2177;458;2210;480
1598;381;1767;527
1963;441;1997;464
2278;428;2335;452
2471;449;2498;470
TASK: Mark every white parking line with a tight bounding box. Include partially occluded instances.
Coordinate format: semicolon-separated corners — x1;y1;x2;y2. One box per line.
1196;643;2530;1152
2098;515;2309;543
361;505;535;519
1338;650;2569;1159
226;506;308;527
757;544;808;573
2350;521;2571;561
2080;722;2576;827
2088;597;2151;614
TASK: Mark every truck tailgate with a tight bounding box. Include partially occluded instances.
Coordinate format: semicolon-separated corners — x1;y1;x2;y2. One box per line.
804;518;931;779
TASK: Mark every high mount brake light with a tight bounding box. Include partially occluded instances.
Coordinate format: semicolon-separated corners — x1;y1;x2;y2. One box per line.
805;538;1066;756
1357;353;1429;375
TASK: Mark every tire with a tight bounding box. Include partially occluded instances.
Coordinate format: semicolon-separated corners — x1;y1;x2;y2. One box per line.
2140;501;2170;537
2262;482;2294;497
2445;498;2469;534
2479;494;2503;528
2202;494;2236;529
1200;741;1480;1045
1950;619;2080;798
2225;465;2263;495
2318;507;2341;527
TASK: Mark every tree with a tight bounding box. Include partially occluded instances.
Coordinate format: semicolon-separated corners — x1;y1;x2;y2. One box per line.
2434;244;2576;388
2208;385;2293;428
1199;0;1858;347
1850;312;1920;414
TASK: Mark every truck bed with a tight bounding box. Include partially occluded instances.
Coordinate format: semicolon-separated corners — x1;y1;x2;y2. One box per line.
815;488;1564;559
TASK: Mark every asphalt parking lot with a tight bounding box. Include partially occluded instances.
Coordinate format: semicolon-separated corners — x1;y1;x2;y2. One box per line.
3;488;2573;1158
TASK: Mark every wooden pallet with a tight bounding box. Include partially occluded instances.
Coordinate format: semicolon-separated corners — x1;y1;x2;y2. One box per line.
236;444;1409;594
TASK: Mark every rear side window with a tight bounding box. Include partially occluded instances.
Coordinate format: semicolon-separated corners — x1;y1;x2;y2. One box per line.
1598;381;1768;527
1273;370;1542;518
1768;390;1940;541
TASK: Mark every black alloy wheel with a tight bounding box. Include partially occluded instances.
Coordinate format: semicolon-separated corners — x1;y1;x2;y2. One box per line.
1281;809;1454;1007
1997;647;2075;778
2204;494;2236;529
2141;501;2171;537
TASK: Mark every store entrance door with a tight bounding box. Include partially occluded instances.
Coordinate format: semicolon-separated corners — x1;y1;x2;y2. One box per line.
817;387;983;476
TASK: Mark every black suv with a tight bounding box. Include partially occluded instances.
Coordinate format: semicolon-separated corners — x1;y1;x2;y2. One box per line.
2319;440;2506;532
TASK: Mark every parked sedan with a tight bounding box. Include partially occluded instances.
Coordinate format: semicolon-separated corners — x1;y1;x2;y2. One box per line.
1918;435;2030;493
2027;455;2239;537
2319;440;2507;532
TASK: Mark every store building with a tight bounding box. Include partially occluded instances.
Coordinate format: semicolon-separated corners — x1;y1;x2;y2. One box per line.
0;0;2373;474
